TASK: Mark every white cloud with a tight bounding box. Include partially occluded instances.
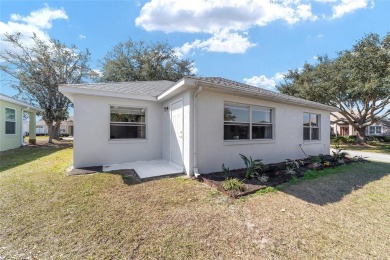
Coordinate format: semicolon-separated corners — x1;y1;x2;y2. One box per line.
176;30;256;57
0;5;68;52
136;0;317;34
243;72;285;92
78;34;86;40
331;0;374;19
136;0;373;55
136;0;318;54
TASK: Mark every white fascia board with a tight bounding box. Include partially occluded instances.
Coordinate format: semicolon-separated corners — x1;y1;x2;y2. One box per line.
58;85;157;101
157;78;196;101
0;95;43;112
200;84;337;112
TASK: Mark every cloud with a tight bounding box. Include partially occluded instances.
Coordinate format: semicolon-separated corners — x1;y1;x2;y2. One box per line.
243;72;285;92
136;0;374;55
136;0;318;34
78;34;86;40
331;0;374;19
175;30;256;57
0;5;68;52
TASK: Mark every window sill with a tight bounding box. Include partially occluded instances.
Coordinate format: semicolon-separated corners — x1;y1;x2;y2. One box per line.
224;139;275;146
108;139;148;144
303;141;322;145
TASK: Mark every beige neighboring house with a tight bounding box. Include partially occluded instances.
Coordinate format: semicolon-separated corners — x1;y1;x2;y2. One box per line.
35;116;74;136
330;112;390;137
0;93;43;151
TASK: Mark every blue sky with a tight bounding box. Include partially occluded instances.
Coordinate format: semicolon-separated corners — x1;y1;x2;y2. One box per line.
1;0;389;98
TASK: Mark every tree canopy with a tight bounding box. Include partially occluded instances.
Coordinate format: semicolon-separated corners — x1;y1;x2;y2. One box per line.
0;33;92;142
277;33;390;142
100;39;195;82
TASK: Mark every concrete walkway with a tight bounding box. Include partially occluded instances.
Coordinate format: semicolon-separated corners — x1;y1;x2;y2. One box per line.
103;160;184;179
331;149;390;163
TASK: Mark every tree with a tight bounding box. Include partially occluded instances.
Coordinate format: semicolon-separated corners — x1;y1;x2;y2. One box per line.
101;39;195;82
277;33;390;143
0;33;92;142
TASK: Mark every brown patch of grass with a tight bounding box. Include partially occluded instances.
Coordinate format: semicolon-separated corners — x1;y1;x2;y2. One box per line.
1;147;390;258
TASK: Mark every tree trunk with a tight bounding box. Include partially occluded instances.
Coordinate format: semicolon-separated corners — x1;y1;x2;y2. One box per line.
53;121;61;140
356;128;367;144
47;122;54;143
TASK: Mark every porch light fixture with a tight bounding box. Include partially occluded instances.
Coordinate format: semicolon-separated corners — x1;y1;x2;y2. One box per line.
164;106;169;112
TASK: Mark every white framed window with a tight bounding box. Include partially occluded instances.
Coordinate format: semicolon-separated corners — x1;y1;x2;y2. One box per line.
303;113;320;141
224;103;273;140
5;107;16;135
368;125;382;135
110;106;146;139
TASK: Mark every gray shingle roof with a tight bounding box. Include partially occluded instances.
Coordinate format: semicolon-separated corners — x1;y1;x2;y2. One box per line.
187;77;336;111
62;80;175;97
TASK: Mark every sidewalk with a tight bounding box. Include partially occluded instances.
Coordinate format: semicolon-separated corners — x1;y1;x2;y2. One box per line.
330;149;390;163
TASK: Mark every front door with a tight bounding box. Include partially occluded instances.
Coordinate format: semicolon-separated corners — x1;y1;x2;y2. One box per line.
170;100;183;166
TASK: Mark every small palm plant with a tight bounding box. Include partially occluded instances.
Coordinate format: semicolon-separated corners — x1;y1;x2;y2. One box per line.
239;154;264;179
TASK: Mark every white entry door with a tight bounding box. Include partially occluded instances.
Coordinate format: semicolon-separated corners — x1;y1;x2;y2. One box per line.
170;100;183;166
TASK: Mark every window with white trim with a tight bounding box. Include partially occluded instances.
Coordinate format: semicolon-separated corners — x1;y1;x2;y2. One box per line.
224;103;273;140
303;113;320;141
110;106;146;139
368;125;382;135
5;108;16;135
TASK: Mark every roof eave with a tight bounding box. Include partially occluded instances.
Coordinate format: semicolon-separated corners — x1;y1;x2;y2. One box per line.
59;85;157;101
157;78;196;101
194;79;338;112
0;95;43;112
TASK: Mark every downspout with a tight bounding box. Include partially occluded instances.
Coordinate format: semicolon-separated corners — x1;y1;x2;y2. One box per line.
193;83;203;178
21;108;25;146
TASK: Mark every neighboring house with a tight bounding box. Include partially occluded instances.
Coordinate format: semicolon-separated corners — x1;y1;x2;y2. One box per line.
330;112;390;137
35;117;74;136
59;77;336;176
0;93;43;151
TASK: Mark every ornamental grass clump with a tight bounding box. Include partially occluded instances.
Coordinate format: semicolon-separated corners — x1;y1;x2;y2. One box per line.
222;178;245;192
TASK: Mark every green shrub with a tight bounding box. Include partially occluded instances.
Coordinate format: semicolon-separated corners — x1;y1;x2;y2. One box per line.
239;154;264;178
222;178;245;192
334;136;348;144
222;164;230;178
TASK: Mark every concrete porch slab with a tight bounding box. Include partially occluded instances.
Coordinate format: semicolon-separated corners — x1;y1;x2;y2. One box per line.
102;160;184;179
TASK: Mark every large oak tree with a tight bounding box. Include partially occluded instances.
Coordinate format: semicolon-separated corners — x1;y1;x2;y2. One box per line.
278;33;390;142
101;39;195;82
0;33;92;142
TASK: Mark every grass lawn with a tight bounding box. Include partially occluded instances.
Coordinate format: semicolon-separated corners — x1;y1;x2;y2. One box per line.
1;146;390;259
334;142;390;154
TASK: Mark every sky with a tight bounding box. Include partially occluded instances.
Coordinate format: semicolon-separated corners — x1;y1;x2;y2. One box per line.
1;0;389;99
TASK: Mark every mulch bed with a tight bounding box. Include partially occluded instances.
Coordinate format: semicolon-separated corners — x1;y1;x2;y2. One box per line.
200;157;364;198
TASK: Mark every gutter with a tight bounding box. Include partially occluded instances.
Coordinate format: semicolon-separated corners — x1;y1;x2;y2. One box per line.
193;83;203;178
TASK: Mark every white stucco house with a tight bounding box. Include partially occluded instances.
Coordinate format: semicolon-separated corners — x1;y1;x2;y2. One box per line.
59;77;336;177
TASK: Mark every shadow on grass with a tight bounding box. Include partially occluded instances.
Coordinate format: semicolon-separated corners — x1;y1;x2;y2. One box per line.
279;162;390;205
0;144;72;172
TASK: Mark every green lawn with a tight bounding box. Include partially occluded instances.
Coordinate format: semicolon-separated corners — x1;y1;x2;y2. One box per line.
334;142;390;154
1;146;390;259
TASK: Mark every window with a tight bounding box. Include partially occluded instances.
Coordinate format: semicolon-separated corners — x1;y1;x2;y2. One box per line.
110;106;146;139
224;103;273;140
5;108;16;135
368;125;382;135
303;113;320;141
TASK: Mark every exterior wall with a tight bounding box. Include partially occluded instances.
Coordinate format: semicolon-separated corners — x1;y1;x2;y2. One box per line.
196;91;331;174
161;90;194;174
72;95;163;168
0;100;23;151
